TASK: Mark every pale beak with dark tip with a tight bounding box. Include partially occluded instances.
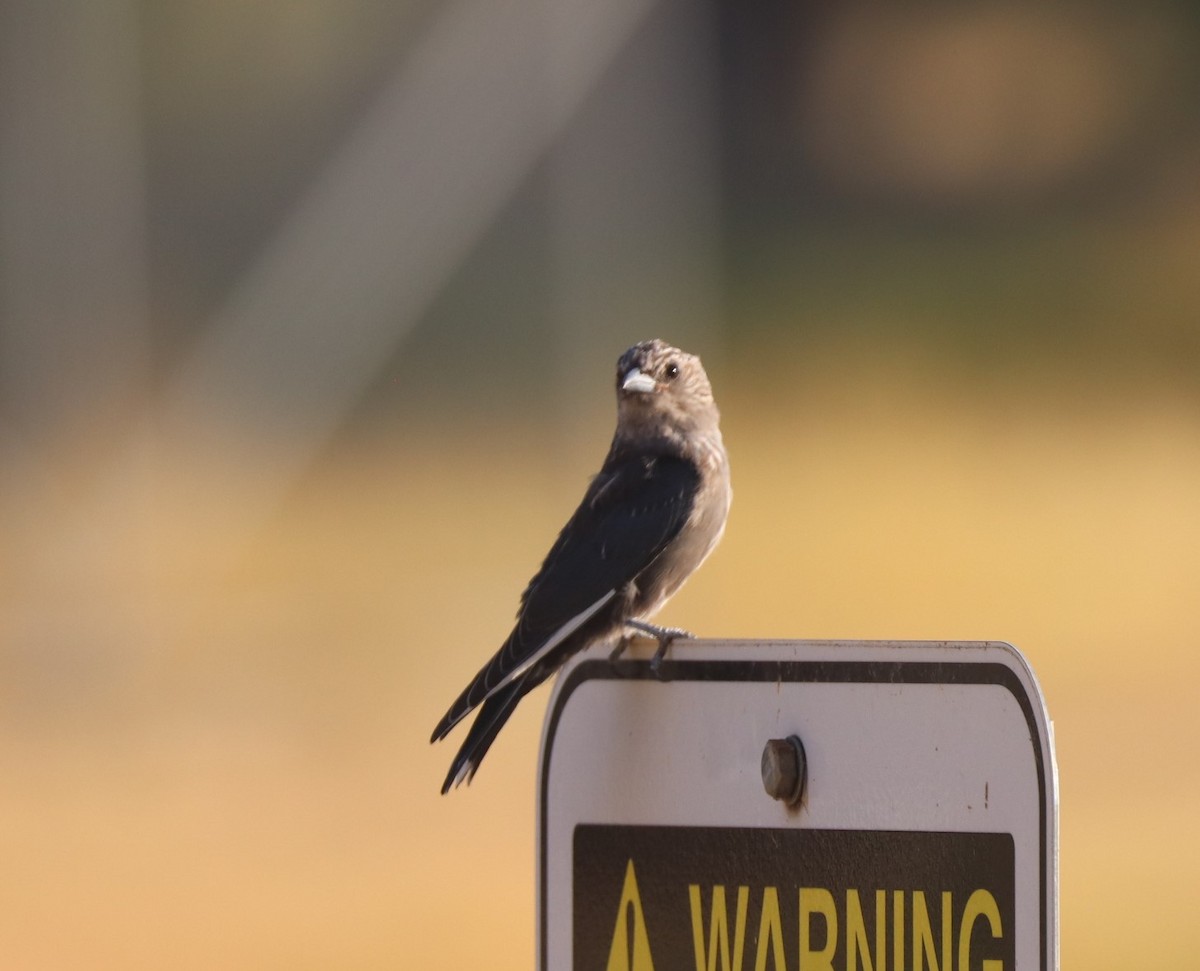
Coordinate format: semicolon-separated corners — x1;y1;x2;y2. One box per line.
622;368;657;394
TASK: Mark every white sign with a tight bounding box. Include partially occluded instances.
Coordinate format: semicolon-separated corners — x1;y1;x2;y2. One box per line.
538;639;1058;970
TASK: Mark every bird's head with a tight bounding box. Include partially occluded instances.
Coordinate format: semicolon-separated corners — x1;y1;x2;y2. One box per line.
615;339;719;440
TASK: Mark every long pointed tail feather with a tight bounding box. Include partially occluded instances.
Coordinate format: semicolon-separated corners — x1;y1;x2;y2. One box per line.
439;679;526;794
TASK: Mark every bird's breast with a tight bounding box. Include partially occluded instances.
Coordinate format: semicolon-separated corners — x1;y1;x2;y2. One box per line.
631;460;729;621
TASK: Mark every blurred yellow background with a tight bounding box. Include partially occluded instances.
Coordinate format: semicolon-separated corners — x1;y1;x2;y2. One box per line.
2;1;1198;968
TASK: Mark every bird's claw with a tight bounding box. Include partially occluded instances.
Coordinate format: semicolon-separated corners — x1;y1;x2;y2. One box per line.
649;631;685;677
608;636;631;664
624;620;692;679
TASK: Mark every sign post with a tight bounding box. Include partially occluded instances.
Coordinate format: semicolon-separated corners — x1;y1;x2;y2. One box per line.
538;640;1058;970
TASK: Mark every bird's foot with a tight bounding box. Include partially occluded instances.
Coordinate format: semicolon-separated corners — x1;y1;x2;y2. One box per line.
623;619;693;677
608;635;631;664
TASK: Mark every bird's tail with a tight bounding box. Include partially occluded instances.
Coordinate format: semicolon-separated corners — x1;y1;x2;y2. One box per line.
430;630;522;745
439;679;526;794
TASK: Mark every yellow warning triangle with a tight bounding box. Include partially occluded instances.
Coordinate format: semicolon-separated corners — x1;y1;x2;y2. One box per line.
606;859;655;971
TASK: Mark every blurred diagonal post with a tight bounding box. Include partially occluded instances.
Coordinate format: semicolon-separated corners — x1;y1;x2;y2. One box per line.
156;0;669;542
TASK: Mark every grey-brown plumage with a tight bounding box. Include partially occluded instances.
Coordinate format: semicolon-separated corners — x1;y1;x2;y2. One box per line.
430;339;731;792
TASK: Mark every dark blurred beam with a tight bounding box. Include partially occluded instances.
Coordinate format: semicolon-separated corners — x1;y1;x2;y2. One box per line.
548;0;723;449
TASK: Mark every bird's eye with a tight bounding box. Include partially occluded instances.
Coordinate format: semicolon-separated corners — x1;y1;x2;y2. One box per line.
664;362;679;381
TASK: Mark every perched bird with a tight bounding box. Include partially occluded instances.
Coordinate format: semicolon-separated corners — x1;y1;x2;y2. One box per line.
430;339;731;793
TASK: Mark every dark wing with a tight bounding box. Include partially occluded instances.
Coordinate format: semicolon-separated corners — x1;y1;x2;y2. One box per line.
430;452;699;743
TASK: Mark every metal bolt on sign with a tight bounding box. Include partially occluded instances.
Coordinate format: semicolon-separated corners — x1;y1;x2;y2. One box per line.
761;734;806;806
